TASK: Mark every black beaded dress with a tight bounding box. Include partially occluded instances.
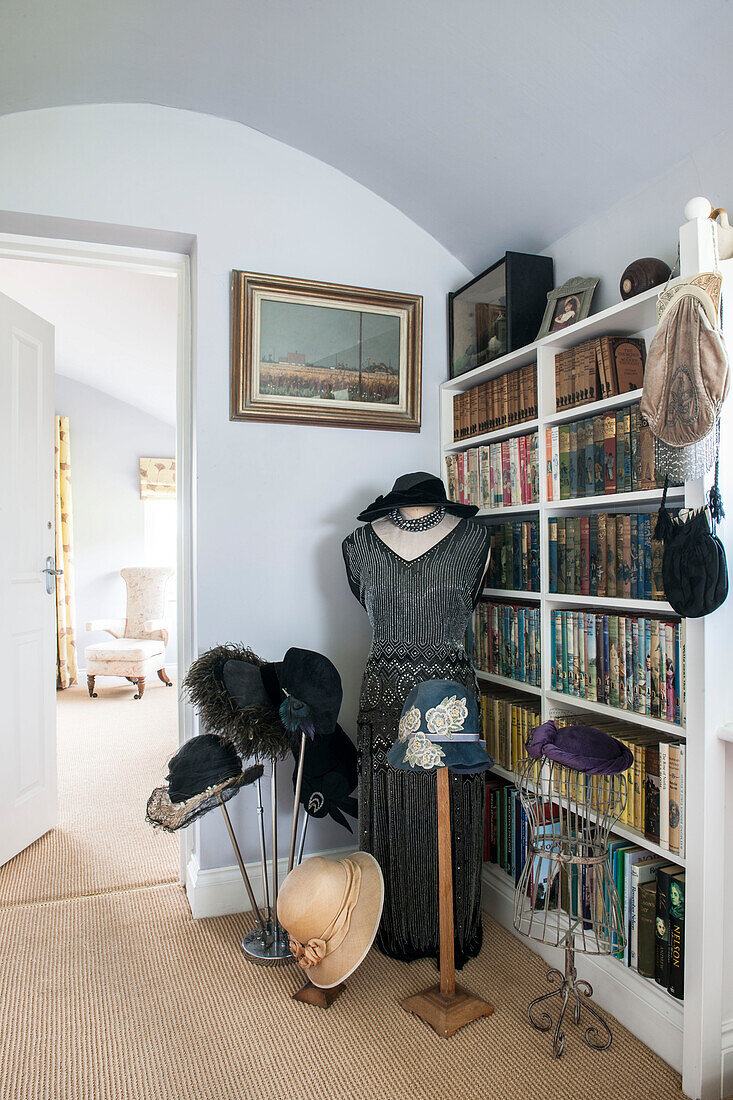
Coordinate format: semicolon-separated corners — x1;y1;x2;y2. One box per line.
341;518;491;964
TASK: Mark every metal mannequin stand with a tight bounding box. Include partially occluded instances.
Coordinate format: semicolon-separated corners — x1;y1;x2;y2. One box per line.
513;756;627;1058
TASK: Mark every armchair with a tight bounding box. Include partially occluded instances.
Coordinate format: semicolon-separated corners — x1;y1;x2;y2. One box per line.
85;567;174;700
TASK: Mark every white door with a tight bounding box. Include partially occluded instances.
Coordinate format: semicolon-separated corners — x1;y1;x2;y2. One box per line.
0;291;57;866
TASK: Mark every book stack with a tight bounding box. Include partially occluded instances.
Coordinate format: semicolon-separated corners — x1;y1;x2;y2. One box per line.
445;433;539;509
485;519;539;592
480;689;541;770
605;845;685;999
549;609;684;723
452;362;538;441
545;404;661;501
548;512;669;600
484;777;530;886
469;600;541;687
553;714;686;856
554;335;646;411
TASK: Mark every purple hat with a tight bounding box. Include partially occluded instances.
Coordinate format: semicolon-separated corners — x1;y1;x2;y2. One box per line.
527;720;633;775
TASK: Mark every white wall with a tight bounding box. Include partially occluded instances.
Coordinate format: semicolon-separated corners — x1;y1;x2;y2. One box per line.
55;374;176;664
0;103;471;870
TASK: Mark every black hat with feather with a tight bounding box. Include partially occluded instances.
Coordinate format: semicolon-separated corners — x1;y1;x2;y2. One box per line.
293;723;358;833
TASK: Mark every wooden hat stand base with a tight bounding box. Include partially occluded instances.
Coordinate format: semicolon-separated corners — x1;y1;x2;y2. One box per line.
401;766;495;1038
293;978;345;1008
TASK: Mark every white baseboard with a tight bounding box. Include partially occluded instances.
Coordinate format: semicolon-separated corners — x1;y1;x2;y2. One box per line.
186;845;356;920
481;863;685;1075
721;1017;733;1099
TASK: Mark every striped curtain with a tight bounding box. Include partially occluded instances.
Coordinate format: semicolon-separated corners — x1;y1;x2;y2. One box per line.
55;416;78;689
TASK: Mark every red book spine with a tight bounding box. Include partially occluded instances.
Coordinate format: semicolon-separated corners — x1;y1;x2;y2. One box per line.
519;434;528;504
501;441;511;507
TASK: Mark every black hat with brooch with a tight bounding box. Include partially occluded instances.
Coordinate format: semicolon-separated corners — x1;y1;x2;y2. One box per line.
146;733;264;831
293;723;358;832
182;644;343;759
356;470;478;522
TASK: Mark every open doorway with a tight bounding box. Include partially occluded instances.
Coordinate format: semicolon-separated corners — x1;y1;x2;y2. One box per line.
0;247;190;906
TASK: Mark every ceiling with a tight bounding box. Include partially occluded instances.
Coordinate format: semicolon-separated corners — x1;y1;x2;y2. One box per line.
0;258;178;423
1;1;732;271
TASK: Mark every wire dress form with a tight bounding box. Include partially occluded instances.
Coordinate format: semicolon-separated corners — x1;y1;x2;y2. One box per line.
513;756;627;1058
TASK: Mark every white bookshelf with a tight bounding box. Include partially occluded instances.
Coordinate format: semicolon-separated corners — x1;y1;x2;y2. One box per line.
439;205;732;1099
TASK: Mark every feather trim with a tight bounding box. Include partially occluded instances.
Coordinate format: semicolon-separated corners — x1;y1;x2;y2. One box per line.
181;644;292;761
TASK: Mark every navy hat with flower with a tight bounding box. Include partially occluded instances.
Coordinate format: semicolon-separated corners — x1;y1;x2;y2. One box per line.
387;679;494;774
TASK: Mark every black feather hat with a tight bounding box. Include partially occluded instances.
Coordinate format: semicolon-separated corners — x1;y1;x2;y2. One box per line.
182;644;343;761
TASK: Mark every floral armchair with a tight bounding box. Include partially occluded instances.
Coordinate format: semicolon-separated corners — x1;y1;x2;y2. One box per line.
85;567;174;700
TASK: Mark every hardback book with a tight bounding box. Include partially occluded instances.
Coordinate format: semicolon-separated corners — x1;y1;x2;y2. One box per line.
677;744;686;858
545;428;553;500
623;406;632;492
568;422;578;498
668;741;682;855
566;517;576;595
603;412;616;493
655;864;680;987
618;617;626;708
586;614;597;703
589;513;599;595
621;514;631;598
551;425;560;501
575;419;586;498
606;517;616;599
616;409;626;495
557;518;566;594
638;415;656;490
584;419;595;496
599;336;616;399
548;518;558;593
593;415;605;495
609;616;619;708
580;515;590;596
637;880;657;979
559;426;570;500
597;512;607;596
629;854;668;968
667;872;685;999
612;336;647;392
644;745;661;843
665;622;675;722
659;741;670;851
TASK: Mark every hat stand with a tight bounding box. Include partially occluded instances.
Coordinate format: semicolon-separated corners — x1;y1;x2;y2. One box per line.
401;767;494;1037
241;764;294;966
293;977;345;1008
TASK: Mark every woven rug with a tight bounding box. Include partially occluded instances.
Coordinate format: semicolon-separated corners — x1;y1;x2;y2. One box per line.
0;682;178;908
0;884;685;1100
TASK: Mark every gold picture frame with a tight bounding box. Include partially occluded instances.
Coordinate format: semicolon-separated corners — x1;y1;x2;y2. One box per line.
231;271;422;431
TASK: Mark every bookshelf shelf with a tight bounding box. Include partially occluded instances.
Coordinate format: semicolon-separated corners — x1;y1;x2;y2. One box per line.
489;764;686;866
444;417;538;452
476;504;539;517
546;592;675;615
476;670;542;696
441;209;731;1096
483;587;540;602
544;690;685;737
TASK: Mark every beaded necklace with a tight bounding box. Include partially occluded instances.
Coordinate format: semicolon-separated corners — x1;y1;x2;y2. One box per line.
388;506;446;532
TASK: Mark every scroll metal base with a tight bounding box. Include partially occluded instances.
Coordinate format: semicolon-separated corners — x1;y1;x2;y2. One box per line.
241;921;295;967
527;947;613;1058
293;978;345;1008
401;983;494;1038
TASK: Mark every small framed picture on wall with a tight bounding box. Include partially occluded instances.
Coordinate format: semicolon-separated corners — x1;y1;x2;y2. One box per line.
231;271;423;431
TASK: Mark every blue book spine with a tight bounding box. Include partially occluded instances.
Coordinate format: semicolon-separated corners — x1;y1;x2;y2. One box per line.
549;518;558;593
530;519;539;592
674;621;681;724
513;522;522;589
643;514;653;600
518;607;526;682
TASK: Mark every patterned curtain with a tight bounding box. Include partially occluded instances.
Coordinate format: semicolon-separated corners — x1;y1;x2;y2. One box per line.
139;457;176;499
55;416;78;689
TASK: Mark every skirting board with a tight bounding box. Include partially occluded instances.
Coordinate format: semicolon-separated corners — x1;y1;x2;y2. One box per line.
186;845;356;920
481;863;685;1074
722;1017;733;1099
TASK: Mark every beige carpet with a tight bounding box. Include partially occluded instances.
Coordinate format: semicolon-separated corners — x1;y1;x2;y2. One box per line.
0;682;178;907
0;885;685;1100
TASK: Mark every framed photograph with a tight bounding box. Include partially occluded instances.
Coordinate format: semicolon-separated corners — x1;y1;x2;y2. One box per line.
231;271;422;431
536;276;599;339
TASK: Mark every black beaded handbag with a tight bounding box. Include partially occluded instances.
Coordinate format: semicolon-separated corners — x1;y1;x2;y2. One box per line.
655;477;728;618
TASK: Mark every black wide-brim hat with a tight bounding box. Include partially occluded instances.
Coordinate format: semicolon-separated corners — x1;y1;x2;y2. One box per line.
357;471;478;522
293;723;358;832
146;733;264;832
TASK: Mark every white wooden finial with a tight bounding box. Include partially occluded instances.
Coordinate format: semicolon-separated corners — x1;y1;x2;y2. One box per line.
685;196;712;221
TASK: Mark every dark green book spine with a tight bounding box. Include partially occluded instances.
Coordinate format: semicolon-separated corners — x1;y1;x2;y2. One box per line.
655;866;675;987
549;518;558;593
584;418;595;497
566;517;577;595
668;873;685;999
557;518;566;594
559;425;571;501
568;422;578;498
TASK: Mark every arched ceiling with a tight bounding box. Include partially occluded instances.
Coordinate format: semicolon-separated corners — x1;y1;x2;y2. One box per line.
1;0;732;271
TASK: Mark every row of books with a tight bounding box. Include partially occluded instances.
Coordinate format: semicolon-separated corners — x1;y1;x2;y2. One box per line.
554;713;685;854
550;609;684;724
484;779;684;999
484;520;540;593
445;433;540;509
554;335;646;410
469;600;541;687
548;513;667;601
608;845;684;998
480;689;541;771
545;404;661;500
452;362;537;440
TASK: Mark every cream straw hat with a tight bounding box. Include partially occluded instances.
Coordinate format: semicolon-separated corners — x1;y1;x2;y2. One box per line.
277;854;384;989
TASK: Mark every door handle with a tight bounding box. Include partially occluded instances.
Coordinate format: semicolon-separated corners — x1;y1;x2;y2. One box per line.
43;555;63;594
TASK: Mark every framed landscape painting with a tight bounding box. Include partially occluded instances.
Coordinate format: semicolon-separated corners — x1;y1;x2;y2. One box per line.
231;271;422;431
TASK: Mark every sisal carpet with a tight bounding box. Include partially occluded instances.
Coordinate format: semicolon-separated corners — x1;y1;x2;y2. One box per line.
0;885;685;1100
0;682;178;907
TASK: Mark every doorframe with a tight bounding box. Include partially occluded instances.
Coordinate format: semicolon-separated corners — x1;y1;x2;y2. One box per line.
0;229;197;885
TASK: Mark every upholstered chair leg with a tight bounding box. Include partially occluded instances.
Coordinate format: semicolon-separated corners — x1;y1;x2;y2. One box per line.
157;668;173;687
87;675;97;698
134;677;146;700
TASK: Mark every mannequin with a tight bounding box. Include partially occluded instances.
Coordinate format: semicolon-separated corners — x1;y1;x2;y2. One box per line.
342;473;491;965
